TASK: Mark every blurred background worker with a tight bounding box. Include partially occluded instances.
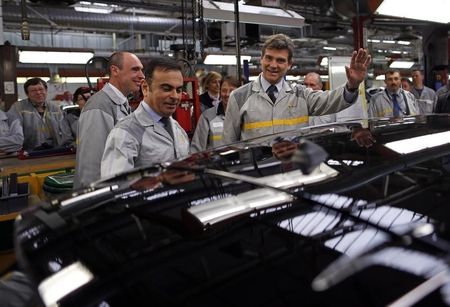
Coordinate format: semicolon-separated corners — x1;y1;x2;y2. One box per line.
73;51;144;189
6;77;73;151
369;69;419;118
64;87;95;139
199;71;222;113
401;77;413;92
101;57;189;178
411;69;437;114
303;72;324;91
191;76;240;152
0;109;24;154
304;72;337;126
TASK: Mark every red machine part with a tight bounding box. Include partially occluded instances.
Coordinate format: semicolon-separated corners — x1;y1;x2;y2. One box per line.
173;77;201;138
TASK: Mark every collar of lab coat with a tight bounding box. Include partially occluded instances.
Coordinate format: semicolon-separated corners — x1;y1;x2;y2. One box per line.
103;83;128;106
253;74;294;95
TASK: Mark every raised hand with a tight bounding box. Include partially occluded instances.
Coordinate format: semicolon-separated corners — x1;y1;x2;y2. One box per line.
345;48;371;89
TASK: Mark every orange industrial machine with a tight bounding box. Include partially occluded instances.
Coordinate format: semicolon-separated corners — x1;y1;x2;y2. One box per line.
173;77;201;138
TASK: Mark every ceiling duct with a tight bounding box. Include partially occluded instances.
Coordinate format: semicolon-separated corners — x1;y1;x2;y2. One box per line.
202;1;304;28
2;5;185;35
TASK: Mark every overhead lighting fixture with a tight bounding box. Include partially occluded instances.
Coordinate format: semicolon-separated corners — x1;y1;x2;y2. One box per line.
203;1;304;27
397;40;411;45
17;77;99;84
73;1;119;14
204;54;251;65
323;46;337;51
368;39;381;43
382;40;396;44
375;0;450;24
320;57;329;67
18;50;94;64
389;60;415;69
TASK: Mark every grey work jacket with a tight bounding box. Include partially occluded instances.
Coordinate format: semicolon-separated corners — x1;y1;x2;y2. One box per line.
6;99;73;151
190;103;225;153
368;89;419;118
65;113;78;139
0;110;24;153
73;83;131;189
223;75;356;143
411;86;437;115
101;102;189;179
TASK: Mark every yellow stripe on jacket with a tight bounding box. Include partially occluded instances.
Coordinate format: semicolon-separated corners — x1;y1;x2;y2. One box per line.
243;115;309;130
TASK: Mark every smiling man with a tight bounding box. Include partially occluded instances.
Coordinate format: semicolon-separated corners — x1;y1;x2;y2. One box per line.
100;57;189;179
223;34;371;143
74;51;144;189
7;77;72;151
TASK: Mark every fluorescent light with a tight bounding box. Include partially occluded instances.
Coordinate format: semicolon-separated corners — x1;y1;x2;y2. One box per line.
368;39;381;43
323;46;337;51
375;0;450;24
389;60;415;69
397;41;411;45
203;1;304;27
391;50;402;54
285;75;300;81
38;261;94;307
17;77;99;84
73;1;118;14
204;54;251;65
320;57;328;67
385;131;450;154
382;40;396;44
19;50;94;64
74;6;112;14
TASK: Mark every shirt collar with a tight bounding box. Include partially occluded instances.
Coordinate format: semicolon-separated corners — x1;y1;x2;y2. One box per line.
260;75;283;93
207;91;220;101
107;83;128;104
141;100;164;124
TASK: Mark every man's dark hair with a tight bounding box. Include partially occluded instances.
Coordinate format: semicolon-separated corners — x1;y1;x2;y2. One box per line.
221;75;241;89
261;34;295;63
144;57;182;81
24;77;47;94
73;87;96;104
107;51;126;75
401;77;412;85
385;69;401;77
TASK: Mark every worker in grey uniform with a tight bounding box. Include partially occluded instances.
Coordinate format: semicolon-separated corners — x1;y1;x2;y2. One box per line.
223;34;371;143
101;57;189;179
64;87;94;139
0;110;24;153
191;76;240;152
369;69;419;118
7;78;73;151
305;72;337;126
411;69;437;114
73;51;144;189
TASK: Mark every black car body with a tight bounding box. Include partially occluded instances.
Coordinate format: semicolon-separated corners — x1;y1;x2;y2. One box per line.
14;115;450;307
